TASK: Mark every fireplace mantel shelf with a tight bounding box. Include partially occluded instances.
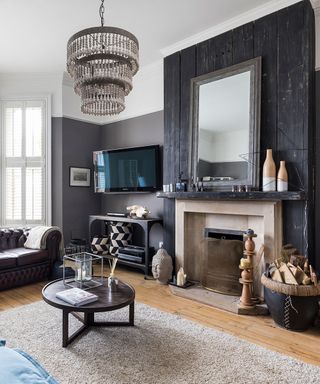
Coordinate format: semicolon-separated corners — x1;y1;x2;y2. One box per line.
156;191;305;201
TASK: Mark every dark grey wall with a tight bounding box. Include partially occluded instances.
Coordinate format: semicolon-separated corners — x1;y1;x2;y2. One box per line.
52;111;164;248
52;117;63;230
100;111;164;248
62;118;101;244
52;117;101;245
315;70;320;272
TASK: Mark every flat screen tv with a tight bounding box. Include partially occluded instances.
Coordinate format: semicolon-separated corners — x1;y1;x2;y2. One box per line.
93;145;161;193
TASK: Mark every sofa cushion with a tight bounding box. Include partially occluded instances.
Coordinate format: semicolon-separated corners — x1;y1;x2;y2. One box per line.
0;340;58;384
0;253;17;270
17;249;48;266
1;248;49;267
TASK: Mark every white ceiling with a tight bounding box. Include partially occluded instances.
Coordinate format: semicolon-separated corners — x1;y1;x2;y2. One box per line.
0;0;294;74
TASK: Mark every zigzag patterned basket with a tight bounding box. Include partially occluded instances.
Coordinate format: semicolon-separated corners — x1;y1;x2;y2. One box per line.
108;222;133;256
91;236;109;255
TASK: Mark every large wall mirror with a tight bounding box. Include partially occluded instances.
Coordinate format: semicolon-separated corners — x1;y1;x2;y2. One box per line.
190;57;261;190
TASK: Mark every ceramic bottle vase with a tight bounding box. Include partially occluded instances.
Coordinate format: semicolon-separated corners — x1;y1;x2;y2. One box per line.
277;160;288;191
262;149;276;191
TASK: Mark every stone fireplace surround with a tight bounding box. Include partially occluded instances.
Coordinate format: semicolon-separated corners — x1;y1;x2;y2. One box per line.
175;199;283;303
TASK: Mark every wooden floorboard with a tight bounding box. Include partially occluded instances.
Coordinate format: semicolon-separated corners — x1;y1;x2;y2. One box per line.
0;267;319;366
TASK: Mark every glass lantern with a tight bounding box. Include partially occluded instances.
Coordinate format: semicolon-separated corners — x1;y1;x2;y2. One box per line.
63;252;103;290
75;253;92;282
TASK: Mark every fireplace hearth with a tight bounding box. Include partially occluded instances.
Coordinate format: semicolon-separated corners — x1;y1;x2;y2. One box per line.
172;198;282;314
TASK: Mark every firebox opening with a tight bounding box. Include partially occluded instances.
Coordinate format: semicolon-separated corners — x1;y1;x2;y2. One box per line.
202;228;244;296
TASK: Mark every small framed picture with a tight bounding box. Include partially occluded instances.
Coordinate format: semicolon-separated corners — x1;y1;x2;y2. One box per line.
69;167;91;187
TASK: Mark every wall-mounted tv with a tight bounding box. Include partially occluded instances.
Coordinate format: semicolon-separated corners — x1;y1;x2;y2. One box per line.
93;145;161;193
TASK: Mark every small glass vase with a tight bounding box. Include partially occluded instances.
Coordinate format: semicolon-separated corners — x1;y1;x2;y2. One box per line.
108;275;118;291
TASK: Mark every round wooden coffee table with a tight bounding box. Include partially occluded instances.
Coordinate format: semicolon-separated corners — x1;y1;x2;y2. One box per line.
42;278;135;347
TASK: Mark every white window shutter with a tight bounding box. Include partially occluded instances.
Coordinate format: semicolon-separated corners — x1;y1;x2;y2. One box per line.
1;99;49;226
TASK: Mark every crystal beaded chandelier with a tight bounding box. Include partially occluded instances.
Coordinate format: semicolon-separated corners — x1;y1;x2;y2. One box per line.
67;0;139;116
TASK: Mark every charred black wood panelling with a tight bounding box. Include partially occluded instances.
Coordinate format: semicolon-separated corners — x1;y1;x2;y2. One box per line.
164;53;180;185
253;12;278;177
278;3;306;255
315;71;320;272
180;46;197;180
163;0;315;263
163;53;180;256
304;3;315;266
233;23;254;65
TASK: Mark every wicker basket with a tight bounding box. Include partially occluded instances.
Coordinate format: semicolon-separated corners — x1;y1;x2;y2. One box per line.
261;273;320;296
261;273;320;331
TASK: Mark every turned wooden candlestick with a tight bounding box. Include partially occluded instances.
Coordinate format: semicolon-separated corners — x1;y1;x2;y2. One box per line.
238;229;257;309
239;267;255;308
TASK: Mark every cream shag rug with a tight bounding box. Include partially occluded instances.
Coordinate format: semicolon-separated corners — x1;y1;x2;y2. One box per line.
0;301;319;384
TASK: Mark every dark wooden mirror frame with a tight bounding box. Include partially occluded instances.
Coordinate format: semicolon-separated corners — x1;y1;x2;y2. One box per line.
190;56;262;190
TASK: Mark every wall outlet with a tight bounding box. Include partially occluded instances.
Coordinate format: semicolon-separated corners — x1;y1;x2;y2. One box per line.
159;241;163;249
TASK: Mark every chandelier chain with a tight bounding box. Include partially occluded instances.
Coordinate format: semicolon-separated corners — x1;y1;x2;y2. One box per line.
99;0;105;27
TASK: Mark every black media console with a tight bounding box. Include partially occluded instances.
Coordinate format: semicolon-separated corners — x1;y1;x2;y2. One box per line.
89;215;163;278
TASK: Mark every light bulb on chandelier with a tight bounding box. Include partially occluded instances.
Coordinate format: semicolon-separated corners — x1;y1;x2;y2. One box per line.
66;0;139;116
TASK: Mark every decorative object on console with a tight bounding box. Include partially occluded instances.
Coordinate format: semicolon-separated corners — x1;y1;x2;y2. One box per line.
262;149;276;191
66;0;139;116
126;205;150;219
109;222;133;255
69;167;90;187
91;236;109;255
151;243;173;284
277;160;288;191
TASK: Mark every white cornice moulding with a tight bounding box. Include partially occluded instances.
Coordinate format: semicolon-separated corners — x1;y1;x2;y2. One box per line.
311;0;320;10
161;0;302;57
100;107;163;126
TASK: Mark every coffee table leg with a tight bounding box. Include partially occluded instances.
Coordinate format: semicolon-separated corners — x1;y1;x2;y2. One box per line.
129;302;134;325
62;310;69;348
84;312;94;326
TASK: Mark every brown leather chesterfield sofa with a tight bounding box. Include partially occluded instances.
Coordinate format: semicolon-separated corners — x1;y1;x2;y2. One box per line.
0;228;62;291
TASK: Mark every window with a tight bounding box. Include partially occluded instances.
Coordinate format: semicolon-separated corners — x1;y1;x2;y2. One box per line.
0;98;51;226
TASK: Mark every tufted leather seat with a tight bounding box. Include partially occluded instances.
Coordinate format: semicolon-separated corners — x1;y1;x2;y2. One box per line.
0;228;61;291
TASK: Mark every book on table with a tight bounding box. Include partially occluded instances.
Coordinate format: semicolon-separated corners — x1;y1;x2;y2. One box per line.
56;288;98;306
